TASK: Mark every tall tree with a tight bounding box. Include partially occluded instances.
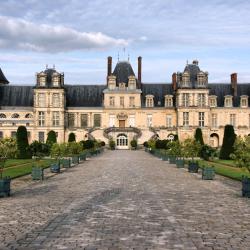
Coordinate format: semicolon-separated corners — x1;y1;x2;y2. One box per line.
194;128;204;145
220;125;236;159
46;130;57;146
16;126;31;159
68;132;76;142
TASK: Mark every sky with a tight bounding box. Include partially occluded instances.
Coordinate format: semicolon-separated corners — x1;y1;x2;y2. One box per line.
0;0;250;85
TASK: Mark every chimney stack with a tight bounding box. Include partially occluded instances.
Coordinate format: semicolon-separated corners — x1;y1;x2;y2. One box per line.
138;56;142;87
231;73;237;97
107;56;112;84
172;73;177;91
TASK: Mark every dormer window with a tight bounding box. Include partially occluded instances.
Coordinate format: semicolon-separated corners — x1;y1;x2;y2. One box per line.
128;75;136;90
108;75;116;90
146;95;154;107
38;73;46;87
52;73;60;87
182;72;190;87
209;96;217;107
224;95;233;107
197;72;208;87
165;95;173;107
241;96;248;108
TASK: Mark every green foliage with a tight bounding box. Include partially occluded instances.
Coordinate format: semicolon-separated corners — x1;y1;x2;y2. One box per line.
155;139;169;149
29;141;49;157
147;139;156;149
230;136;250;172
16;126;31;159
194;128;204;145
130;139;137;149
220;125;236;159
182;138;201;159
109;139;115;150
174;134;179;141
68;132;76;142
46;130;57;147
50;142;82;158
68;142;82;155
167;140;182;157
200;144;216;161
143;141;149;148
0;137;18;159
81;140;95;149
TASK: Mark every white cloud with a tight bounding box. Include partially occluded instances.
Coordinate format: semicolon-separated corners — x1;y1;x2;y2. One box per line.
0;16;129;53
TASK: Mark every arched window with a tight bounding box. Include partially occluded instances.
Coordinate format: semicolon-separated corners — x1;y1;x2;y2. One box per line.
25;113;33;118
11;113;20;118
0;113;6;118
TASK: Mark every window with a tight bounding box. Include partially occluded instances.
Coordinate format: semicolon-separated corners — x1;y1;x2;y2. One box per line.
52;93;60;107
27;131;31;138
11;131;16;138
68;113;75;128
38;111;45;126
147;114;152;127
0;113;6;118
241;96;248;107
182;93;189;107
166;115;172;128
183;112;189;126
128;115;135;127
38;93;46;107
120;97;124;107
197;93;206;107
210;97;217;107
225;96;232;107
52;111;60;126
0;131;3;139
53;75;59;86
129;96;135;107
94;114;101;127
109;115;115;127
80;114;88;128
38;132;45;143
109;96;115;107
211;114;217;128
11;113;20;118
182;72;190;87
230;114;236;127
165;96;173;107
199;112;205;127
146;96;154;107
39;76;46;86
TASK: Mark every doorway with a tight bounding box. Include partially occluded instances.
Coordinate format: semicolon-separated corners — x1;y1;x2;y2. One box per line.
116;134;128;149
119;120;125;128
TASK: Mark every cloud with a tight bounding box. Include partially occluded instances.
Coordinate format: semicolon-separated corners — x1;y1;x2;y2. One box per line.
0;16;129;53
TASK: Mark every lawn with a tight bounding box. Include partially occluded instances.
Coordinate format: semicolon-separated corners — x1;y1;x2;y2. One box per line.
210;159;235;167
3;159;34;168
198;159;250;181
2;159;57;179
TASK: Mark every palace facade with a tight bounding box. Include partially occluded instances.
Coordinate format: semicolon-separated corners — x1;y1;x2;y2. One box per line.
0;57;250;149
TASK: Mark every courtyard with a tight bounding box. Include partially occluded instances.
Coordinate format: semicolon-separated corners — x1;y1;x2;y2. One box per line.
1;150;250;250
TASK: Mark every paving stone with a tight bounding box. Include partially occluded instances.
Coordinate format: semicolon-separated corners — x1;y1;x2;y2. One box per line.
0;151;250;249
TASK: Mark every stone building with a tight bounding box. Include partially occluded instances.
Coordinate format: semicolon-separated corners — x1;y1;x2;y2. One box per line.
0;57;249;149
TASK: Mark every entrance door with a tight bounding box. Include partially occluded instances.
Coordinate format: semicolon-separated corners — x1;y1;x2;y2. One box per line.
119;120;125;128
116;134;128;149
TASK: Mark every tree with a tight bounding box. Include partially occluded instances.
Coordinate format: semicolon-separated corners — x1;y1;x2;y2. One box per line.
46;130;57;146
220;125;236;159
194;128;204;145
16;126;31;159
182;138;201;161
29;141;49;157
68;132;76;142
167;140;182;157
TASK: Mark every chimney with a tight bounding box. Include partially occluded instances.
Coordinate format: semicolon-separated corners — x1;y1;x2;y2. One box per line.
172;73;177;91
231;73;237;97
107;56;112;84
138;56;142;86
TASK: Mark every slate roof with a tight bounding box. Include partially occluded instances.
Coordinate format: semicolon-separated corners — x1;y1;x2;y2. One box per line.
64;85;105;107
184;64;200;83
0;68;9;84
0;85;33;106
113;61;136;85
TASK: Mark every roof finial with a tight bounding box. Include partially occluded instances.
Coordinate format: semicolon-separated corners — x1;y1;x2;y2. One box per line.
123;47;126;60
128;53;130;61
118;52;120;61
46;64;48;69
53;64;55;69
186;60;188;65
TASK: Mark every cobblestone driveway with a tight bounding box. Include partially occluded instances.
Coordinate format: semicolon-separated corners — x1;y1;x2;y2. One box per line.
1;150;250;250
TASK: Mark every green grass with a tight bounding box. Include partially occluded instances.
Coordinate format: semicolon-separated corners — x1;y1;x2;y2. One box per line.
198;159;250;181
3;159;34;169
210;159;235;167
2;159;57;179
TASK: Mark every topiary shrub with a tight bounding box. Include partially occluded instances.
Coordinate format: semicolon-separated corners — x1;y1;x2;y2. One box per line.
68;132;76;142
200;144;216;161
109;139;115;150
46;130;57;146
130;139;137;149
194;128;204;145
220;125;236;159
16;126;31;159
29;141;49;157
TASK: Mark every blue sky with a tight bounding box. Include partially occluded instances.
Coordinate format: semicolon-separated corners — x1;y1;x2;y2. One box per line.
0;0;250;84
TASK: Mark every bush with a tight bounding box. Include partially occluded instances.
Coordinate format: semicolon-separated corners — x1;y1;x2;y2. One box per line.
182;138;201;160
68;132;76;142
29;141;50;157
155;139;169;149
194;128;204;145
220;125;236;159
109;139;115;150
0;137;18;159
81;140;95;149
68;142;82;155
130;139;137;149
167;140;182;157
46;130;57;147
200;144;216;161
16;126;31;159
